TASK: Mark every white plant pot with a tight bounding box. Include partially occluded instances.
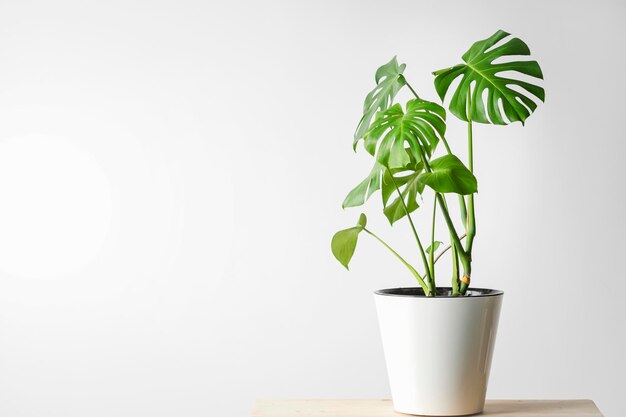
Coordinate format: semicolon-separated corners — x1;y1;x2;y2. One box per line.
375;287;503;416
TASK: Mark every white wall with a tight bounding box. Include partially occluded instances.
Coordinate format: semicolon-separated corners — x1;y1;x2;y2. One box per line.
0;0;623;416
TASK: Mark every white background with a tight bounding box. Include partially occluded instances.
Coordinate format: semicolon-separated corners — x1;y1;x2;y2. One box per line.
0;0;624;416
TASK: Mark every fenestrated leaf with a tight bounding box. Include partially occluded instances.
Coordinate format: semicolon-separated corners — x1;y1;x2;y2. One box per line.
365;98;446;169
381;162;426;225
331;214;367;270
354;57;406;147
342;161;386;209
426;241;443;254
433;30;544;125
417;154;477;195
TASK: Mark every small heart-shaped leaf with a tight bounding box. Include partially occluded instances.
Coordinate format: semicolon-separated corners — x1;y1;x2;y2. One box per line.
331;214;367;270
426;241;443;254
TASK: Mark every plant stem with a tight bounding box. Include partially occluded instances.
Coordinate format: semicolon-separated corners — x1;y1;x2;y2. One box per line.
402;77;421;100
363;228;430;295
389;175;434;293
438;196;464;296
462;90;476;295
429;197;437;294
436;193;471;275
451;245;460;296
459;196;468;231
466;112;476;253
433;233;467;264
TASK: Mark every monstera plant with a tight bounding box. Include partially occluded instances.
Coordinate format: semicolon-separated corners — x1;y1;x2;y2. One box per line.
332;30;544;296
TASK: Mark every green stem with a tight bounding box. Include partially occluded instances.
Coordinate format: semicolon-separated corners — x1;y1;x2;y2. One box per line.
433;233;467;264
402;78;421;100
436;193;471;276
459;196;468;231
429;197;437;294
451;244;460;296
363;228;430;295
389;175;434;292
462;90;476;295
465;121;476;254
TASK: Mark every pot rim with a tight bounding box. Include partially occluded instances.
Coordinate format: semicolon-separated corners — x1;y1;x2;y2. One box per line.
375;287;503;298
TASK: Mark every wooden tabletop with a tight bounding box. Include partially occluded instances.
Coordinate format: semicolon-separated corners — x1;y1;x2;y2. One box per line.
251;400;603;417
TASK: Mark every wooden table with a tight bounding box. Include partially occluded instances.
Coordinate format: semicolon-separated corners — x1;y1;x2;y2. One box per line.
251;400;604;417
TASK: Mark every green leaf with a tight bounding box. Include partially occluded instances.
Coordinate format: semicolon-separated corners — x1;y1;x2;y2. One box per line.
433;30;544;125
382;164;425;225
426;241;443;254
342;161;386;208
343;149;421;210
357;213;367;228
365;98;446;169
331;214;367;270
354;57;406;147
417;154;477;195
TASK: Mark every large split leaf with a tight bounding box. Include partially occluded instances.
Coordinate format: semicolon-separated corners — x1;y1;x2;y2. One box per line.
433;30;544;125
331;214;367;270
354;57;406;147
417;154;477;195
364;98;446;169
